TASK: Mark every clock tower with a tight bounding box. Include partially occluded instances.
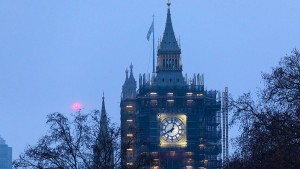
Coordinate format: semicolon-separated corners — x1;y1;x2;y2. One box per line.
121;2;223;169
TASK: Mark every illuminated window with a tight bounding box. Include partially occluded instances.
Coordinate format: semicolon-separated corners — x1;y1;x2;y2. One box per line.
197;93;203;97
187;100;194;105
186;92;193;96
127;119;133;122
186;166;193;169
127;162;133;166
167;99;174;106
199;144;205;150
150;92;157;97
167;92;173;97
186;158;193;163
127;148;133;151
186;152;193;156
126;105;133;108
127;133;133;137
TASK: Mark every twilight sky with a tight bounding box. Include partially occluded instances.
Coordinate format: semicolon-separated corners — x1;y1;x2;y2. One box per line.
0;0;299;160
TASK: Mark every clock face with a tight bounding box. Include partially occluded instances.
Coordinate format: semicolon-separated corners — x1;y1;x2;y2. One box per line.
160;117;185;143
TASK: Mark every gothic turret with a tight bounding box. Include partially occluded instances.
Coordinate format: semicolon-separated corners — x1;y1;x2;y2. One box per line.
122;64;137;99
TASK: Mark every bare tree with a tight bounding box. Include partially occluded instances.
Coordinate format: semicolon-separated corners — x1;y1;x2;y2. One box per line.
14;111;121;169
225;49;300;169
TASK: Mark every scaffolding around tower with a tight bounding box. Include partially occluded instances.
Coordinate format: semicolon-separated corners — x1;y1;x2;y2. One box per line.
222;87;229;162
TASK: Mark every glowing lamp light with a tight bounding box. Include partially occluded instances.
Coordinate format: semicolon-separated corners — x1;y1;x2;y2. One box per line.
72;102;82;111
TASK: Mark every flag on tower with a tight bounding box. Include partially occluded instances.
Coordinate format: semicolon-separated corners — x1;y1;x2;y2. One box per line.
147;21;154;41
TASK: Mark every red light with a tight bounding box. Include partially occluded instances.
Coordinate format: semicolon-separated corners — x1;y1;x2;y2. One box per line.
72;102;82;111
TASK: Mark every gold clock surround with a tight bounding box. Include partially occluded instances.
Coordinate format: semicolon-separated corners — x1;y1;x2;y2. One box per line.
159;113;187;147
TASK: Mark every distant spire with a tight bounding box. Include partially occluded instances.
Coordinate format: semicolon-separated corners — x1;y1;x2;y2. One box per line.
94;93;114;168
100;93;108;133
130;63;133;76
167;0;171;7
125;68;129;80
101;93;106;116
158;1;181;55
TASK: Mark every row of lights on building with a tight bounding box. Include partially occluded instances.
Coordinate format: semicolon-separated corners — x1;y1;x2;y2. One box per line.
149;92;204;97
126;151;209;169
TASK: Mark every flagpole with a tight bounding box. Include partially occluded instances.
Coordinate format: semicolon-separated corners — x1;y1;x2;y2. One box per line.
152;15;155;74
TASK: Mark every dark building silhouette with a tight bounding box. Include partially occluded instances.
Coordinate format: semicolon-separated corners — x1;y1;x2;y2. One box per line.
94;96;114;169
121;3;225;169
0;136;12;169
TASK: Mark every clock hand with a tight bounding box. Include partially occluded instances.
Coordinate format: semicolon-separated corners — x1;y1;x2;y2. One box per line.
164;122;176;134
171;122;176;131
163;129;169;135
165;126;174;134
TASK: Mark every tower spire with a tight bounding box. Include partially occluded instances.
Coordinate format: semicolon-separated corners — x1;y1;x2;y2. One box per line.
94;93;114;169
167;0;171;7
101;92;105;112
100;93;107;129
157;1;181;55
156;1;182;73
130;63;133;76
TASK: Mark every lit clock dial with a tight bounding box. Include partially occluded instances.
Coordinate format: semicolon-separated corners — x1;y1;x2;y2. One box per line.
160;117;185;143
